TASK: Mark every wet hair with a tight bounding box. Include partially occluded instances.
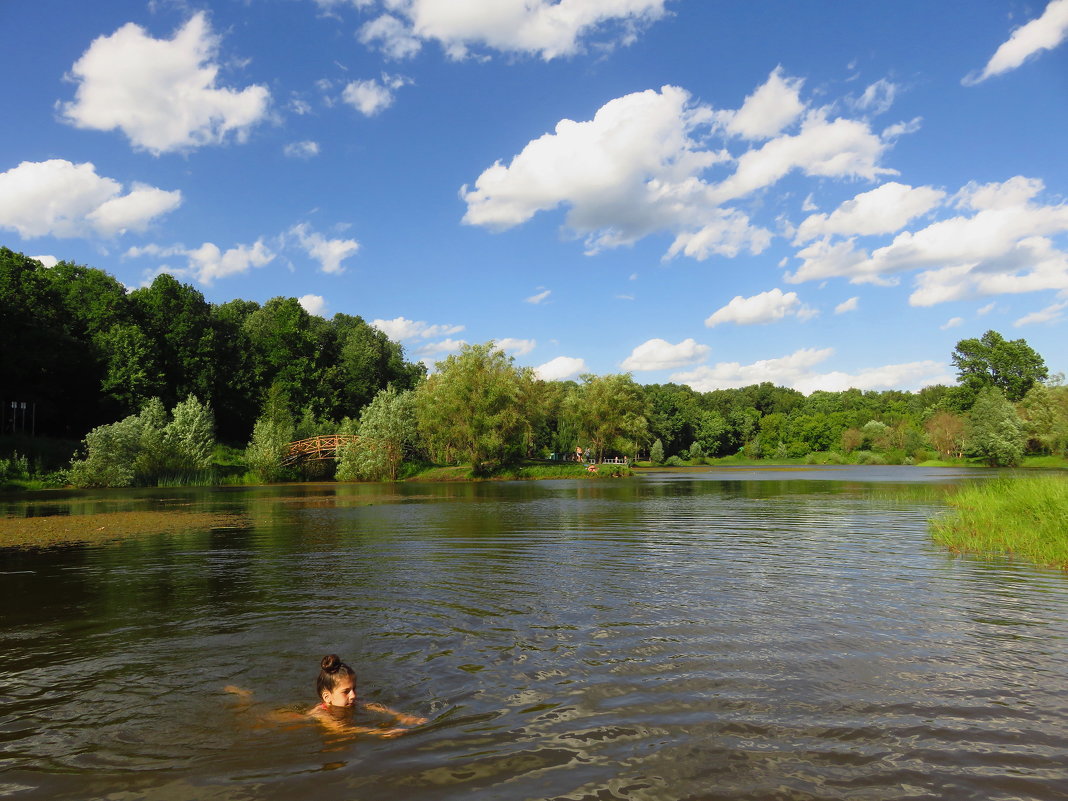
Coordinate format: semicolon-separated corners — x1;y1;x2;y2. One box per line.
316;654;356;699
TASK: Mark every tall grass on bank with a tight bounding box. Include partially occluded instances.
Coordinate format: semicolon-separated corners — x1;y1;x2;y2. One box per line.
931;475;1068;569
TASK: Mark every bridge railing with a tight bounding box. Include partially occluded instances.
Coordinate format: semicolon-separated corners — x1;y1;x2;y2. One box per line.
282;435;361;464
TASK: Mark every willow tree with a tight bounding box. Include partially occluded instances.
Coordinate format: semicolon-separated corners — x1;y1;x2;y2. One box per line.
565;373;650;463
245;381;295;482
336;386;416;481
966;387;1025;467
68;395;215;487
414;343;538;473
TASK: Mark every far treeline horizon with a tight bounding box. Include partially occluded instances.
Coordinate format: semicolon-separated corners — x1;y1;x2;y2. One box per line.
1;246;1061;464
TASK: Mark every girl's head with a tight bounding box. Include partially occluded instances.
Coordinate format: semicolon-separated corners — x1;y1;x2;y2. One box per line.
317;654;357;707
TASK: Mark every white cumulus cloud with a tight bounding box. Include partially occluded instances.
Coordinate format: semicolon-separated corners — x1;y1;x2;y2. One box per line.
940;317;964;330
670;348;952;394
0;159;181;238
358;14;423;59
720;66;805;140
620;338;710;371
462;74;901;262
372;317;465;341
341;74;409;116
494;338;537;356
787;176;1068;306
416;338;468;357
289;223;360;274
126;239;275;285
59;13;270;154
705;288;815;327
793;182;945;244
32;255;59;268
964;0;1068;85
535;355;587;381
358;0;668;61
299;294;328;316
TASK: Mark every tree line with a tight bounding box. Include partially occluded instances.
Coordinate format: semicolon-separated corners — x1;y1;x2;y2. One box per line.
2;248;1065;486
1;247;422;442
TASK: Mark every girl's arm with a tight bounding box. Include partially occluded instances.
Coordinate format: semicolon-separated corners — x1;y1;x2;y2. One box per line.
362;701;428;727
309;706;409;737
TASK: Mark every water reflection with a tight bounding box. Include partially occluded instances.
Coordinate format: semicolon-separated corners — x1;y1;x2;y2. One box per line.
1;468;1066;800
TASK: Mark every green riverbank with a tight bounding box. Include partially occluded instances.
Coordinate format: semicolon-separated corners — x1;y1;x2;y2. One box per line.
931;474;1068;570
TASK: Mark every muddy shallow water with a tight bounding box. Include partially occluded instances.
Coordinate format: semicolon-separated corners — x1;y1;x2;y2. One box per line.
2;467;1067;800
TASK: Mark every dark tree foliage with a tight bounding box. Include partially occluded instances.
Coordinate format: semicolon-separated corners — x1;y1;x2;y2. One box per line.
0;249;423;442
0;249;103;436
128;274;218;410
644;383;702;457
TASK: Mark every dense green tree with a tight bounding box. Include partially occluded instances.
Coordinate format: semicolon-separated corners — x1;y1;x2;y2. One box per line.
728;407;761;455
243;297;322;415
165;394;215;471
245;381;296;482
695;409;729;456
97;323;165;413
42;261;129;337
860;420;889;450
0;248;427;448
328;314;420;419
565;373;650;462
414;343;537;473
737;382;804;416
952;330;1048;403
0;249;97;435
644;383;701;456
758;413;787;457
967;387;1025;467
128;274;217;410
336;387;416;481
211;299;261;441
531;379;575;458
1019;384;1068;456
67;412;143;487
787;413;838;455
68;395;216;487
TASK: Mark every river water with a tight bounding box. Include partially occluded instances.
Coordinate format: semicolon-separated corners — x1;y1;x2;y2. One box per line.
2;466;1067;800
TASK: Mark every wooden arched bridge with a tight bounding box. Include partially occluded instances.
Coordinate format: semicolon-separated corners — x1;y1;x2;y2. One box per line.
282;435;361;465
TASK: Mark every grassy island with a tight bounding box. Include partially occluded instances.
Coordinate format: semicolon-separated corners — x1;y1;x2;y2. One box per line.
931;475;1068;570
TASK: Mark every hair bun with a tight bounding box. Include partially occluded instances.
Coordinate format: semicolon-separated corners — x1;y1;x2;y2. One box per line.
321;654;342;673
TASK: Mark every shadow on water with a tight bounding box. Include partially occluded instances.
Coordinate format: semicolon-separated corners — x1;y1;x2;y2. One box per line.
1;466;1066;800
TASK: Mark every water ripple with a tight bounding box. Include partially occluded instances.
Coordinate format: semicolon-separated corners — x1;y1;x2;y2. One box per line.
2;473;1067;800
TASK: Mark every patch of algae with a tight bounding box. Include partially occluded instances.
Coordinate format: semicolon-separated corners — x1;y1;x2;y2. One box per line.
0;510;248;549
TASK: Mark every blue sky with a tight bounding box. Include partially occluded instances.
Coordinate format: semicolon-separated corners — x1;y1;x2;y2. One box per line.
2;0;1067;392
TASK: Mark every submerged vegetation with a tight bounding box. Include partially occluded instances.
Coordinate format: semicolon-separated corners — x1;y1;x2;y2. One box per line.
931;475;1068;570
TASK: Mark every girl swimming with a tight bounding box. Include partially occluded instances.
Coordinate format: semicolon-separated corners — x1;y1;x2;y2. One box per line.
225;654;427;738
309;654;427;737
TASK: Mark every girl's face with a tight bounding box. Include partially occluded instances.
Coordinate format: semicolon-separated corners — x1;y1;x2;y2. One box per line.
322;675;356;708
